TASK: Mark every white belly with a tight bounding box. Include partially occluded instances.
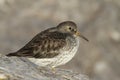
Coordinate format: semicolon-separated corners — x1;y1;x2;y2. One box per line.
28;37;79;68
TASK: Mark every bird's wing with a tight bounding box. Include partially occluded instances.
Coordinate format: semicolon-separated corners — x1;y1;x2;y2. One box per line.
7;29;67;58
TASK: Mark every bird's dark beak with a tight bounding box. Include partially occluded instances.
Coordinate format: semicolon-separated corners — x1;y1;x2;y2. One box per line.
76;31;89;42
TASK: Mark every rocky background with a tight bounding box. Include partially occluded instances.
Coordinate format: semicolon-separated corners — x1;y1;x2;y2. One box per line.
0;0;120;80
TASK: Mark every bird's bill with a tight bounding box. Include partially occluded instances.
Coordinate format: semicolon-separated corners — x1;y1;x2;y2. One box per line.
76;31;89;42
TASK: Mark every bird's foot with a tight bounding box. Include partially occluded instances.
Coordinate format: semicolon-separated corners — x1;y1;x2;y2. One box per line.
50;66;56;74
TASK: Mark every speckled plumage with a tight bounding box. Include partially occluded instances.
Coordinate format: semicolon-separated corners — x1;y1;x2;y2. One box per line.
7;21;88;68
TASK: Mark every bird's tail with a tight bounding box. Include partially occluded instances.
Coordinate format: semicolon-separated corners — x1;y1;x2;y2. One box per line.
6;52;18;57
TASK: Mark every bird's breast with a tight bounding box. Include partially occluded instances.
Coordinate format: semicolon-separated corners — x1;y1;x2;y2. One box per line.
51;36;80;67
62;36;77;51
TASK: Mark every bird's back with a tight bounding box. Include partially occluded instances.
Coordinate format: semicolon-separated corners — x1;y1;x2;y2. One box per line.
6;27;72;58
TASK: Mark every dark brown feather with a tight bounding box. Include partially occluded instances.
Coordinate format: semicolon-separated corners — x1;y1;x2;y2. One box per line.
7;27;68;58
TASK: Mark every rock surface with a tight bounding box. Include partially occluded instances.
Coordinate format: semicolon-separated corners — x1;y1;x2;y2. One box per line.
0;56;89;80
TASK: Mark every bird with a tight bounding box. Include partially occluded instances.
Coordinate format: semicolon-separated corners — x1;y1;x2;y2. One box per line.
6;21;88;69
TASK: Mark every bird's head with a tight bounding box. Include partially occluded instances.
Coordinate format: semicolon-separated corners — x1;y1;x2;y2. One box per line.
57;21;89;42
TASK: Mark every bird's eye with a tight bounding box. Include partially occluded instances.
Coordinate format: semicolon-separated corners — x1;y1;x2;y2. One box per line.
68;27;76;32
69;27;72;30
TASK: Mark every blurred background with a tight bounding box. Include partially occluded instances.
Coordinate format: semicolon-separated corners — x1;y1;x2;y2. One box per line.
0;0;120;80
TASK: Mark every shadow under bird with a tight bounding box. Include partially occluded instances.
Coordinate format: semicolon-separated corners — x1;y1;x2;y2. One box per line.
6;21;89;68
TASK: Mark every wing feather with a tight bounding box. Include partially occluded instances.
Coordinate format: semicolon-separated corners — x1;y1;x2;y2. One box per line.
7;28;67;58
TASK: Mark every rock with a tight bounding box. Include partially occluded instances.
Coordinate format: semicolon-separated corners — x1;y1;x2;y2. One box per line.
0;56;89;80
0;73;9;80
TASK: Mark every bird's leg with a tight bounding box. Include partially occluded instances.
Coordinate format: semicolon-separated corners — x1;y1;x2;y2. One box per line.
51;66;56;74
